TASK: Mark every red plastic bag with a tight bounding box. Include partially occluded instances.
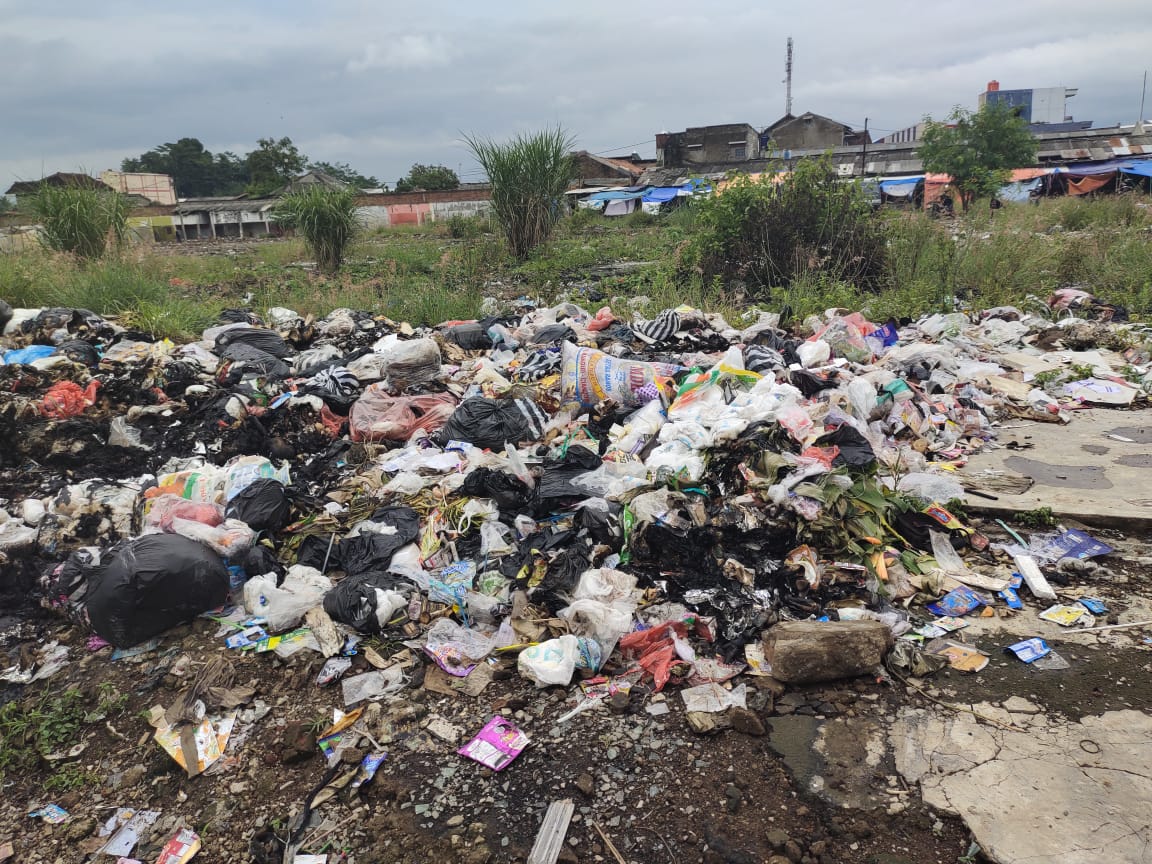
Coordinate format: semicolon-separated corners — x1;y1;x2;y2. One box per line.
586;306;615;332
619;622;689;692
349;387;457;443
40;380;100;419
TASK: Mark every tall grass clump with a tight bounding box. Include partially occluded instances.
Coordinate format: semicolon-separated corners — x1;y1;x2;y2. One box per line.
274;186;360;273
28;185;129;260
465;127;575;258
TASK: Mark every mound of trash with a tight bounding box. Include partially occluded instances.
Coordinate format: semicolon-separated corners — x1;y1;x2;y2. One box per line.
0;291;1145;850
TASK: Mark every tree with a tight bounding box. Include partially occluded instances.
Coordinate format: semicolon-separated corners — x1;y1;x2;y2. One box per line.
918;103;1037;210
308;160;380;189
464;128;574;257
121;137;216;197
245;137;307;198
395;164;459;192
212;151;249;196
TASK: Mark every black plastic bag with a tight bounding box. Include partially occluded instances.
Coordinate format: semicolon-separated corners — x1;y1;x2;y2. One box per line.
219;342;291;379
529;324;574;345
86;534;229;648
297;533;338;570
323;571;408;633
215;327;292;358
335;506;420;576
443;323;493;351
434;398;547;451
461;467;530;512
815;425;876;469
789;369;839;397
240;543;285;582
226;479;291;532
57;340;100;367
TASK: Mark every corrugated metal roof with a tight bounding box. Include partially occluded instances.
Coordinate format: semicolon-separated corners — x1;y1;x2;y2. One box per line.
174;199;277;214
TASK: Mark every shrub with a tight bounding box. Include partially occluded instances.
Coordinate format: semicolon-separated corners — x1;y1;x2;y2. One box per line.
465;127;575;258
444;214;489;239
28;185;129;260
685;158;887;296
274;186;360;273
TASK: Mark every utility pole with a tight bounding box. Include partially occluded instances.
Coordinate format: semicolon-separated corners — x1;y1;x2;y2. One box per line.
860;118;869;176
784;37;793;117
1139;70;1148;132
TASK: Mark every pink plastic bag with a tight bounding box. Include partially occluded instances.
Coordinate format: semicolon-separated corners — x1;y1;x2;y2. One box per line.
142;495;224;531
40;380;100;419
458;716;529;771
349;387;457;442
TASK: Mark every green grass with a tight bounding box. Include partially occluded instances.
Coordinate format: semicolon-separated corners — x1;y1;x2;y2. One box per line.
0;688;88;777
3;194;1150;337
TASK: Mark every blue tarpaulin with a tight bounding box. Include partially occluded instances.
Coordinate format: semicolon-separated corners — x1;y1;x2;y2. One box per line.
641;187;680;203
879;176;923;198
1119;160;1152;178
585;189;646;202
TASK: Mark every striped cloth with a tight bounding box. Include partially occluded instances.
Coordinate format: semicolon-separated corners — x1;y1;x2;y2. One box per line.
633;309;681;343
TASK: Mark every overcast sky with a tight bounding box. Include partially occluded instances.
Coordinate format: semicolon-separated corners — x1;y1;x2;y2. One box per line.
2;0;1150;188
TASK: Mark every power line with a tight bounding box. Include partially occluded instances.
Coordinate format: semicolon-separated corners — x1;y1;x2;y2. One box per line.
592;139;652;155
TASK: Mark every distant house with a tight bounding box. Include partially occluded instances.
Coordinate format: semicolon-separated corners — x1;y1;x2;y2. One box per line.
762;112;870;153
99;170;177;205
656;123;760;167
276;169;350;195
172;196;278;240
569;151;655;187
4;172;112;206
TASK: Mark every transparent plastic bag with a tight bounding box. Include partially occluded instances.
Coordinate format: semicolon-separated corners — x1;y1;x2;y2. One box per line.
169;516;255;557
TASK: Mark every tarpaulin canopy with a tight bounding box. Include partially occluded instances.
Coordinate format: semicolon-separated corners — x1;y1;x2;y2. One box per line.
998;177;1043;203
1118;160;1152;178
641;187;681;204
585;189;647;203
879;176;923;198
1067;175;1113;196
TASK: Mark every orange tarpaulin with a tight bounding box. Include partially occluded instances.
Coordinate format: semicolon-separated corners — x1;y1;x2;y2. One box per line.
923;168;1052;206
1067;174;1112;196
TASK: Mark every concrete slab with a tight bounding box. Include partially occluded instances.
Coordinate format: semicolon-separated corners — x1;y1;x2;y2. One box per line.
960;408;1152;528
892;706;1152;864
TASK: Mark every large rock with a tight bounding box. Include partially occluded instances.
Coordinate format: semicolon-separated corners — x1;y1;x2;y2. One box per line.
762;620;892;684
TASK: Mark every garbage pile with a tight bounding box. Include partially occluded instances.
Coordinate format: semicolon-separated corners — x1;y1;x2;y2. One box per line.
1;293;1147;788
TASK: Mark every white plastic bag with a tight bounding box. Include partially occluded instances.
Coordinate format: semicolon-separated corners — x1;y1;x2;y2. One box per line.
243;565;332;632
558;598;633;662
518;634;585;687
797;340;831;368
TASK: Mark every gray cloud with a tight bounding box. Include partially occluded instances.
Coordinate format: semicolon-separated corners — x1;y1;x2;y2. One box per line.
2;0;1149;188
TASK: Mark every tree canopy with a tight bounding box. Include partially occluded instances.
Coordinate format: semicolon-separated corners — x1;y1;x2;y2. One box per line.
307;161;380;189
395;164;460;192
120;138;378;199
918;103;1037;208
245;137;307;198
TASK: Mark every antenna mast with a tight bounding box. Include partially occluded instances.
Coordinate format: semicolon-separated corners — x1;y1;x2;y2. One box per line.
784;37;794;116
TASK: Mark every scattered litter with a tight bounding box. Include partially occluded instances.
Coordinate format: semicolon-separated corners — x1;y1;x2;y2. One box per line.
527;799;575;864
28;804;69;824
459;716;529;771
1005;638;1052;664
1039;604;1093;627
153;828;201;864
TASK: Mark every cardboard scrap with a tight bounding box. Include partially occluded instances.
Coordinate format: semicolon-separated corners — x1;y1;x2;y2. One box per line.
151;709;236;777
423;662;493;698
98;809;160;857
154;828;201;864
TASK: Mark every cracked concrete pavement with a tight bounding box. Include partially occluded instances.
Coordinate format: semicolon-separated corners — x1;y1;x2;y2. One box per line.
891;704;1152;864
